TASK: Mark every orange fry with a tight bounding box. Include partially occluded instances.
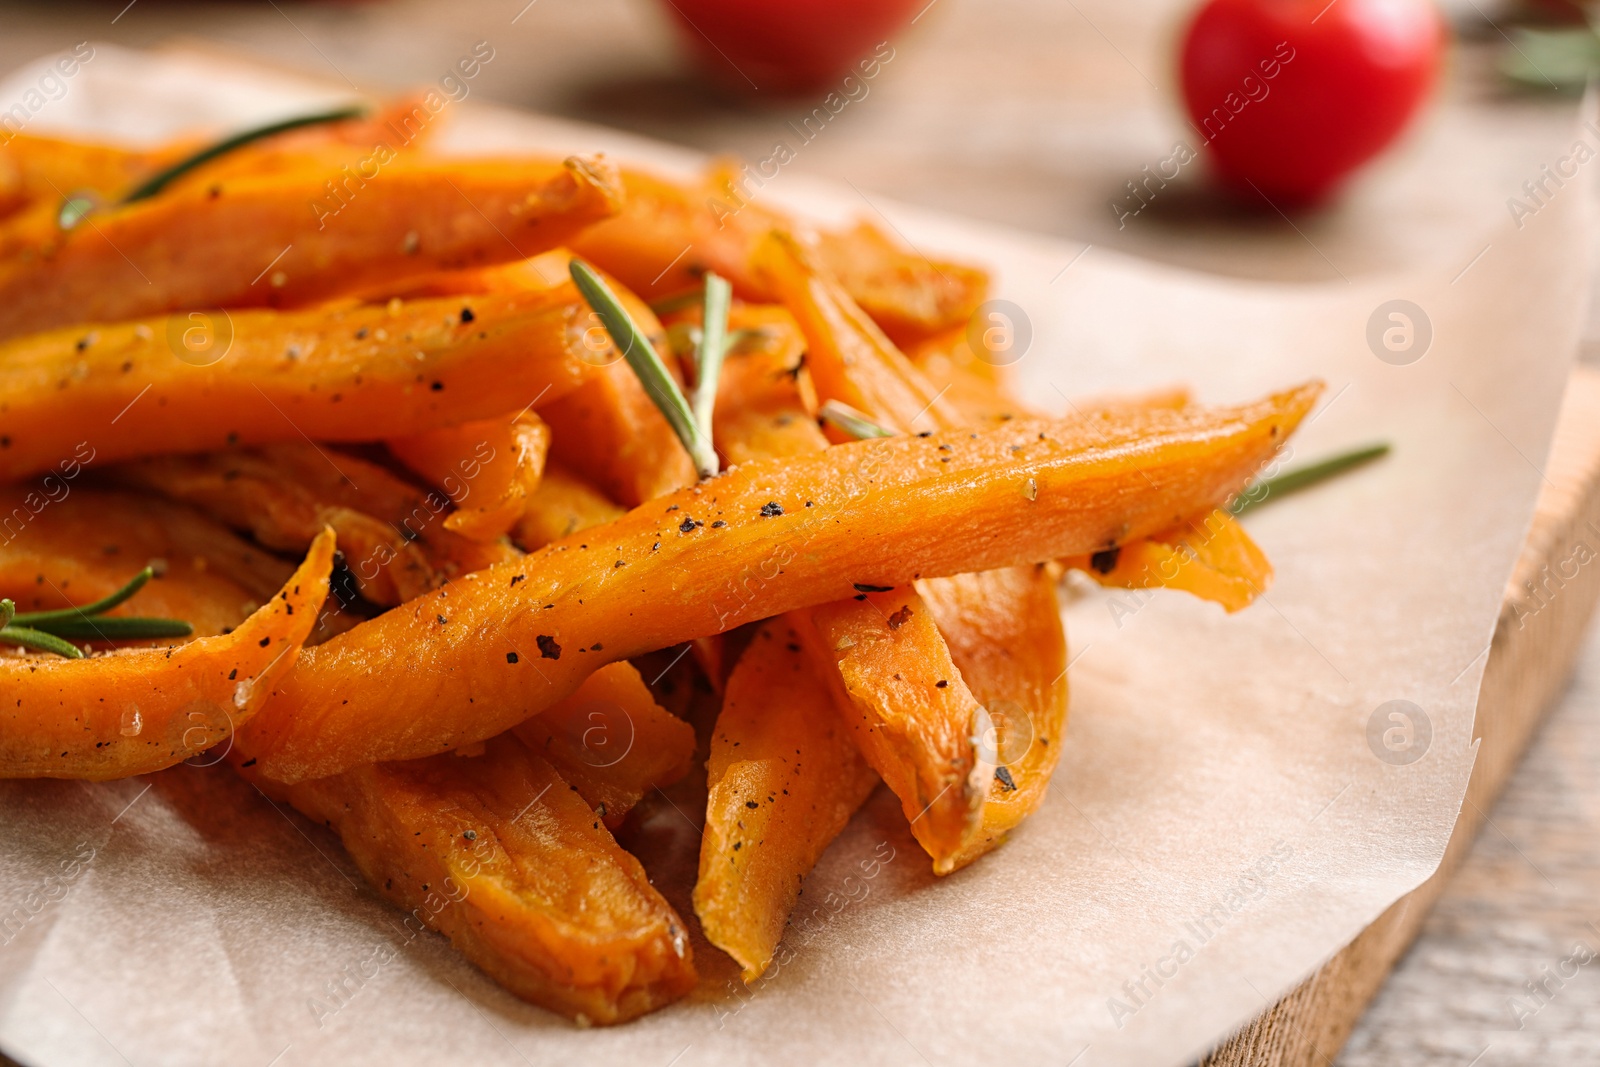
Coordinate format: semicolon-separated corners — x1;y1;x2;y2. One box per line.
112;445;516;607
513;462;625;552
235;386;1317;782
696;620;879;980
0;487;292;640
0;155;621;339
1065;507;1272;612
0;528;334;780
390;412;551;544
275;735;696;1024
0;287;596;483
798;590;991;873
512;660;695;828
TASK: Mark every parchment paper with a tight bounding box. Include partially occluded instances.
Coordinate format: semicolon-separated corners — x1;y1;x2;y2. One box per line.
0;44;1590;1067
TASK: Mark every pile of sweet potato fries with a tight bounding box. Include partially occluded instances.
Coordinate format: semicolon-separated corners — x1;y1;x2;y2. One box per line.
0;100;1317;1024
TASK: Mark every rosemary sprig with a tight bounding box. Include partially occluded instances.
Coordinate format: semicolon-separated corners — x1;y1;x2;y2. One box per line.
13;565;156;624
0;621;84;659
690;272;733;447
819;400;895;440
1231;442;1391;516
59;104;368;231
0;567;194;659
569;258;720;479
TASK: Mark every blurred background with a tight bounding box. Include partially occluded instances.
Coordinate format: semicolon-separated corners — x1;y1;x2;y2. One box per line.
1;1;1598;1062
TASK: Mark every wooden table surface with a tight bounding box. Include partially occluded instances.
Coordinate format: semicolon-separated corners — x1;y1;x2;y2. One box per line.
1;1;1596;1064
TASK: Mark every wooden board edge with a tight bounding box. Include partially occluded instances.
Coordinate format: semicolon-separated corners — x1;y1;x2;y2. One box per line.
1202;363;1600;1066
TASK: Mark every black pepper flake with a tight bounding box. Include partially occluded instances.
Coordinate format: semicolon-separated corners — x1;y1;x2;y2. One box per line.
355;327;369;340
917;431;933;438
510;574;526;586
936;680;949;689
506;651;519;664
679;517;702;534
995;766;1018;792
652;542;660;551
759;501;783;517
614;559;626;568
258;636;271;647
886;606;913;630
1090;547;1121;575
666;504;680;512
459;307;476;324
437;614;448;625
536;635;562;660
853;583;893;594
227;668;237;680
241;758;256;767
733;842;743;850
745;801;759;809
430;380;445;391
711;520;727;528
463;829;477;840
853;594;867;601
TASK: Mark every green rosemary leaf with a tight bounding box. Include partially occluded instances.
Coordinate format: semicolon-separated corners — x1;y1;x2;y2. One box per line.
122;105;369;204
569;258;719;479
819;399;895;440
0;626;85;659
691;272;733;444
13;566;154;627
36;617;195;641
59;104;368;230
1231;442;1390;516
57;195;98;230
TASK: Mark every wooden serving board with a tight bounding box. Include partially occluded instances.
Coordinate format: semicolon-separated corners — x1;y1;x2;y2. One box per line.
1204;363;1600;1065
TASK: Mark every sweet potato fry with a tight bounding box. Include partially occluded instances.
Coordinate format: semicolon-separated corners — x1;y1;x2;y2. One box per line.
903;326;1032;426
235;385;1318;782
797;591;992;873
566;164;988;343
0;528;334;780
752;230;963;435
0;288;596;483
0;487;292;639
513;462;625;551
512;661;695;828
112;445;516;607
395;250;697;507
814;221;989;347
708;310;824;466
389;412;551;544
696;620;880;980
540;296;698;506
756;229;1068;867
0;100;431;210
1065;508;1272;612
0;155;622;339
917;566;1069;869
275;734;696;1024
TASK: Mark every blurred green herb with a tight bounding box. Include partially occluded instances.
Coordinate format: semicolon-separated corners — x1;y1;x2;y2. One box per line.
1231;442;1391;516
59;103;368;230
819;399;895;440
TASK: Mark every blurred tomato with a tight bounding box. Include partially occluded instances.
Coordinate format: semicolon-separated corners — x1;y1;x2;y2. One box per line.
1179;0;1445;205
661;0;922;95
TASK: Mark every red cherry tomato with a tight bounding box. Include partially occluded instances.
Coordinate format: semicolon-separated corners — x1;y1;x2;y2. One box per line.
1179;0;1445;205
661;0;921;96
